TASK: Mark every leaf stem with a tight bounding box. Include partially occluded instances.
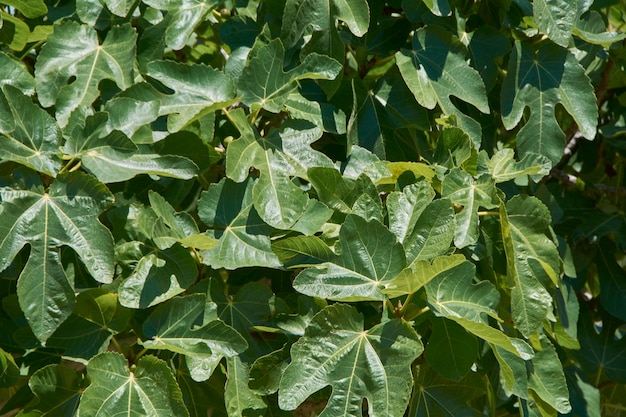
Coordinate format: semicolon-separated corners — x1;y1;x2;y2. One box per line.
477;211;500;217
58;158;78;174
68;160;82;172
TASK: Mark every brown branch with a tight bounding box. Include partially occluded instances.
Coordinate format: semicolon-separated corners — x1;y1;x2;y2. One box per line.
550;167;626;197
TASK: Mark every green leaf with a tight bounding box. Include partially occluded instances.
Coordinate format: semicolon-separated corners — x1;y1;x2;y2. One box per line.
403;0;450;18
480;149;551;183
382;254;466;298
238;39;342;113
146;60;237;132
528;336;571;414
573;10;626;47
35;22;136;126
2;0;47;18
396;25;489;143
249;344;290;395
0;10;30;51
425;318;477;381
46;289;132;360
307;167;380;216
501;41;597;164
424;259;499;323
117;242;198;309
278;304;423;417
500;195;560;338
0;52;36;95
142;0;220;50
442;168;498;248
64;112;198;183
148;190;199;249
293;215;406;301
402;198;456;266
20;364;84;417
225;356;267;417
142;294;248;379
533;0;587;47
285;92;347;135
0;348;18;388
226;110;329;230
0;172;114;341
0;85;62;177
387;181;435;243
197;177;282;269
272;236;334;267
281;0;369;62
79;352;190;417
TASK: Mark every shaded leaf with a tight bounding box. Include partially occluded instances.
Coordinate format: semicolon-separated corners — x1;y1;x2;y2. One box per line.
293;215;406;301
79;353;189;417
0;172;114;341
0;52;36;95
425;318;477;381
573;10;626;47
279;304;423;417
0;348;18;388
596;238;626;321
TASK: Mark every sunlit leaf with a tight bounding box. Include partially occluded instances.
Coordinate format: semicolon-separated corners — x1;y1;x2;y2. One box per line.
79;352;189;416
279;304;423;417
0;171;114;341
35;22;136;126
293;215;406;301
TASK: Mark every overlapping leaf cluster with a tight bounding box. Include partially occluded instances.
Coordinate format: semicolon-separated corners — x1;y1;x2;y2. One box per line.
0;0;625;416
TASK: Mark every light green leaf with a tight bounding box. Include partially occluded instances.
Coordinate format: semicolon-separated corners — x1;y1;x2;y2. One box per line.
197;177;281;269
142;0;220;50
382;255;466;298
528;336;571;414
501;41;597;164
0;52;36;95
148;190;199;249
442;168;498;248
117;242;198;309
2;0;47;18
0;85;62;177
281;0;369;63
500;195;559;338
146;60;237;132
285;92;347;135
293;215;406;301
425;318;477;381
142;294;247;379
402;198;456;266
481;149;551;183
533;0;588;47
573;10;626;47
178;234;218;250
0;10;30;51
225;356;267;417
79;352;189;417
104;97;160;139
454;317;534;360
379;162;435;185
347;75;430;160
19;364;84;417
396;25;489;143
0;348;18;388
35;22;136;126
64;112;198;183
238;39;342;113
493;345;528;398
46;289;132;360
278;304;423;417
0;172;114;341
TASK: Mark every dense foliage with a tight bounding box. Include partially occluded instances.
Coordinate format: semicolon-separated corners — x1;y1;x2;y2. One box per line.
0;0;625;416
